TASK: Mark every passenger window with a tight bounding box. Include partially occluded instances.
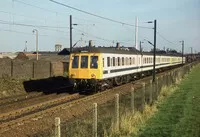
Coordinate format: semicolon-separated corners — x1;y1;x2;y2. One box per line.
139;57;140;64
122;57;124;66
126;57;128;65
130;57;132;65
103;58;104;67
81;56;88;68
72;56;79;68
118;57;120;66
107;57;110;67
113;57;115;66
90;56;98;69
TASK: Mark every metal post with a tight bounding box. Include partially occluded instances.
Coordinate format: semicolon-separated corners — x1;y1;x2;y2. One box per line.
11;60;13;77
156;77;159;100
190;47;193;61
135;17;138;50
115;94;119;132
33;29;38;61
93;103;97;137
70;15;72;53
149;80;153;105
142;83;145;111
153;20;157;83
36;31;38;61
131;86;135;113
25;41;27;52
140;41;144;53
182;40;184;64
55;117;61;137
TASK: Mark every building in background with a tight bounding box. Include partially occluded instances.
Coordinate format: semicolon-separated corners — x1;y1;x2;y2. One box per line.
0;52;17;59
55;44;62;52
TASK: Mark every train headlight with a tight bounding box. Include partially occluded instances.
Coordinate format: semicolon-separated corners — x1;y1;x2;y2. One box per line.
71;74;75;77
91;74;96;78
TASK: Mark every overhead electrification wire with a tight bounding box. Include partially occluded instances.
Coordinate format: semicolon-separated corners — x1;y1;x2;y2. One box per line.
0;19;69;30
0;10;67;24
74;28;113;42
14;0;57;14
73;27;132;45
156;31;178;46
49;0;152;29
0;28;68;39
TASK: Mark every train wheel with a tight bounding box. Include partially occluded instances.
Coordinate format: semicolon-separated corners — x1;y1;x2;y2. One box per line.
114;77;122;86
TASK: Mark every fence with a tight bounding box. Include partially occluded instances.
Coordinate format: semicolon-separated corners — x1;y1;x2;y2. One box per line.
0;59;67;79
35;63;196;137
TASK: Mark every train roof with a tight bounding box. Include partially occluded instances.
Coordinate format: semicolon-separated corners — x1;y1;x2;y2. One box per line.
72;46;183;57
72;46;140;54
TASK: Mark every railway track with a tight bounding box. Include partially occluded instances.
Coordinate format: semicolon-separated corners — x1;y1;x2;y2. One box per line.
0;84;73;106
0;74;153;135
0;92;43;106
0;63;194;136
0;93;81;133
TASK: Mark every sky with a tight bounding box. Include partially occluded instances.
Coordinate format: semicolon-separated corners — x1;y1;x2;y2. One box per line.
0;0;200;53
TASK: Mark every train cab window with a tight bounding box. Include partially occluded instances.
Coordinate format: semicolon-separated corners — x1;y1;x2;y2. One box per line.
90;56;98;69
113;57;115;66
81;56;88;68
72;56;79;68
107;57;110;67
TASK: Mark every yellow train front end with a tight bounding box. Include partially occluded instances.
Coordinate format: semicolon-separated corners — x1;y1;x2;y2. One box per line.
69;52;103;91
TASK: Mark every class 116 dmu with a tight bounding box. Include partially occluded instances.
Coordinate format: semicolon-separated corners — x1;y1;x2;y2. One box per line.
68;46;185;91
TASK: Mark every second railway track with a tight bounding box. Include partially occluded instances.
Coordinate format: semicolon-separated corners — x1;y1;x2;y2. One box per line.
0;92;43;106
0;93;81;124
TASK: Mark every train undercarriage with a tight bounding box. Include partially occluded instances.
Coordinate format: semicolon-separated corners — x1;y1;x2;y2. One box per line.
70;64;183;92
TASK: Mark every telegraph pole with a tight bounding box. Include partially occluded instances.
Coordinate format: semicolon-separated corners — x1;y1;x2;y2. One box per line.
153;20;157;83
70;15;72;53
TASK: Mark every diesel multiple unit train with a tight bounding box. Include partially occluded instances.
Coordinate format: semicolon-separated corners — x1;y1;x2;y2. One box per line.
68;46;185;91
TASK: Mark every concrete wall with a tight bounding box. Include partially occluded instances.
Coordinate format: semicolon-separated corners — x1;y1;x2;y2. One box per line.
0;59;11;77
0;59;69;79
12;59;33;78
33;61;51;78
52;62;64;76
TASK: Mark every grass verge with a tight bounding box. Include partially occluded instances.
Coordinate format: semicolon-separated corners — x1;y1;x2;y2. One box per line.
137;64;200;137
105;84;179;137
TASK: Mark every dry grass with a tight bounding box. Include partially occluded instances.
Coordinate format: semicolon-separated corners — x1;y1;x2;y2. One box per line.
104;85;179;137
